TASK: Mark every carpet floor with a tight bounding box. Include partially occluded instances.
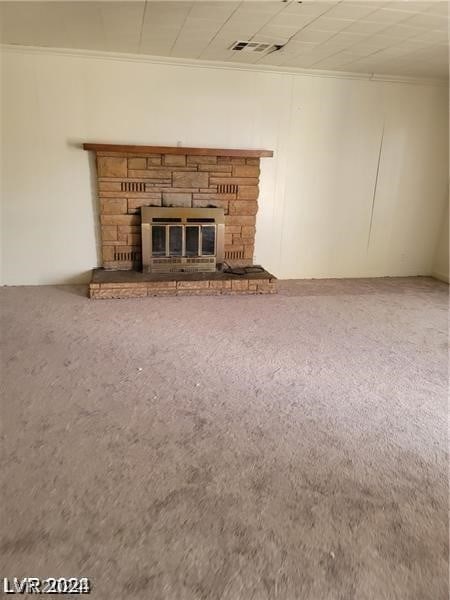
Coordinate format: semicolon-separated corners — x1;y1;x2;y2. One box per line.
1;277;448;600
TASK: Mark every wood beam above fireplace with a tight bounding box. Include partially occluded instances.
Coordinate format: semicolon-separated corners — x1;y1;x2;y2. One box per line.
83;143;273;158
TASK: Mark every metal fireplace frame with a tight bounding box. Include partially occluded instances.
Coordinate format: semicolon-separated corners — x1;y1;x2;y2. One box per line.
141;207;225;273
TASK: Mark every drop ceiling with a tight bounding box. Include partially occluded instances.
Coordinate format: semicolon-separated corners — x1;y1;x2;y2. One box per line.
1;1;448;79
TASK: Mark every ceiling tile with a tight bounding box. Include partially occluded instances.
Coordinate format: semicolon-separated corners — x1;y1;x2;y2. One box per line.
142;2;193;28
181;18;223;34
281;2;341;17
425;3;448;17
410;29;448;43
199;47;234;61
213;10;276;39
381;23;428;40
324;31;368;45
255;26;301;43
361;33;402;48
228;51;266;64
266;12;317;29
282;55;320;68
279;40;319;56
293;28;337;44
383;2;437;14
404;12;449;30
337;44;379;58
171;41;209;58
394;37;437;51
363;8;414;24
188;2;239;20
311;52;357;68
1;2;71;47
342;20;388;35
256;51;291;66
323;3;380;20
239;1;284;16
310;17;355;32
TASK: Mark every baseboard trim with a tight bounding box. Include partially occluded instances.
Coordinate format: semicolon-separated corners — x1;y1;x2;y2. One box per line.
431;271;449;283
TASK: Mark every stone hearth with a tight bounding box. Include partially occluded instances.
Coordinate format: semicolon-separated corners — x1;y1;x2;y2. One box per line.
90;268;276;299
84;143;275;298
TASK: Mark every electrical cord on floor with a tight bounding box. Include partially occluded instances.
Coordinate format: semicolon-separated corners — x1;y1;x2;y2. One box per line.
222;262;265;276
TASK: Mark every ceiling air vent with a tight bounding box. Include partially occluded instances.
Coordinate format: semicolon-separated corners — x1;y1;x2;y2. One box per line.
230;41;277;53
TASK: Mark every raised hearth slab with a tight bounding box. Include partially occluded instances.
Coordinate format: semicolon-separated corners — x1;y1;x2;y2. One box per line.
89;268;277;299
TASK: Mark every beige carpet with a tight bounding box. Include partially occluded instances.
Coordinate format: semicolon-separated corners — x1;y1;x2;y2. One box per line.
1;277;448;600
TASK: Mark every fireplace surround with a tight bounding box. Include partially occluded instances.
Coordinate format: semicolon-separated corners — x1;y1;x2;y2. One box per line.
84;143;277;298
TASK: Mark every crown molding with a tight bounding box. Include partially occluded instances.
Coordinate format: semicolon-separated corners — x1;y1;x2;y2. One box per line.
1;44;448;87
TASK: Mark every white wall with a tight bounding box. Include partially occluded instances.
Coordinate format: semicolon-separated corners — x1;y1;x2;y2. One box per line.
432;200;449;283
1;47;448;285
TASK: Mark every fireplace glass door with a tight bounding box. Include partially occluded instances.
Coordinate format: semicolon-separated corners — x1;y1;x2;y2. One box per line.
185;226;199;256
169;226;183;256
151;223;216;259
141;207;225;273
151;226;166;256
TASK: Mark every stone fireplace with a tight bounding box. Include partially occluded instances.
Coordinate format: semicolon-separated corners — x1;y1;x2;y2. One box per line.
83;143;277;298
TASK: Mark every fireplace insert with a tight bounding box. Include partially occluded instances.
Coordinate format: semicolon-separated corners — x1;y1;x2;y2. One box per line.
141;207;225;273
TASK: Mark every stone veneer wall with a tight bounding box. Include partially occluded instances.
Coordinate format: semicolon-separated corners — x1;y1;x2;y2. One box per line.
95;150;261;270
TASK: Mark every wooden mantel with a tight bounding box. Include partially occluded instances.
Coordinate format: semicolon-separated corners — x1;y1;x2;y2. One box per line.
83;143;273;158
